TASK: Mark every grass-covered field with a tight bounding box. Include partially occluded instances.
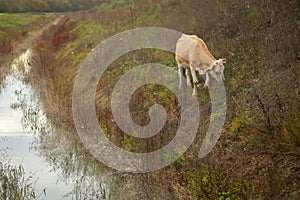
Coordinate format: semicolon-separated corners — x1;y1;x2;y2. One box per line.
0;12;54;97
0;13;40;28
0;13;56;200
4;0;299;199
0;13;52;55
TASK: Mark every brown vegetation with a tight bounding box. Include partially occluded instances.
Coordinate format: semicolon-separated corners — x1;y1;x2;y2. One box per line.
29;0;299;199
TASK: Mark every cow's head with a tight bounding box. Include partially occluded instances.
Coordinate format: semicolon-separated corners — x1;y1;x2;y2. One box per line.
210;58;226;83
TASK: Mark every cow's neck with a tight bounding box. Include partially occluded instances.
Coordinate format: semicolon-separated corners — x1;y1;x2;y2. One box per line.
202;54;217;70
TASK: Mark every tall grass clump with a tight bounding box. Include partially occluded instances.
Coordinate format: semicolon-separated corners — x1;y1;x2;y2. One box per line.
0;162;42;200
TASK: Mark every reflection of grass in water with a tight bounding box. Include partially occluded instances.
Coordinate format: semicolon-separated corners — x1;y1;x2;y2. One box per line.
0;63;9;92
0;49;44;199
0;162;44;200
15;81;112;199
0;146;9;162
34;126;111;199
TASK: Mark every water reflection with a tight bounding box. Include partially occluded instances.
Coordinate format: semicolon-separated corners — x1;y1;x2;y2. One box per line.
0;49;70;199
0;49;114;199
30;127;113;199
0;48;173;200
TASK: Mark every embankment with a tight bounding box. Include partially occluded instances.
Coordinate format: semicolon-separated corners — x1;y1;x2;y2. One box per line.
29;1;299;199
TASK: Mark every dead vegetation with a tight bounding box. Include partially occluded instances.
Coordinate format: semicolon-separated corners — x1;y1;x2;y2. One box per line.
29;0;299;199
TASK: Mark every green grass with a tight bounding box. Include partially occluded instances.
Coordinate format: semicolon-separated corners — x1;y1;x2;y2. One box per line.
97;0;130;10
177;164;247;200
72;22;106;38
0;13;49;55
0;13;40;28
0;14;41;38
54;21;108;68
135;3;161;26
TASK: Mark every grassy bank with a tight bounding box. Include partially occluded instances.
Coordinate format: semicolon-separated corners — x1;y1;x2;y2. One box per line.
29;0;299;199
0;13;54;56
0;13;55;88
0;13;59;200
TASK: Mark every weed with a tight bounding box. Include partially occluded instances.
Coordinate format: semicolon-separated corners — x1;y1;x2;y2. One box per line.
0;162;43;200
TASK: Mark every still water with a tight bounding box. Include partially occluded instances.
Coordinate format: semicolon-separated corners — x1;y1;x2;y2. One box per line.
0;50;115;200
0;49;172;200
0;49;76;199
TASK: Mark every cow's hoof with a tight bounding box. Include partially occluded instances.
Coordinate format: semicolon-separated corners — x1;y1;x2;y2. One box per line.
204;84;209;88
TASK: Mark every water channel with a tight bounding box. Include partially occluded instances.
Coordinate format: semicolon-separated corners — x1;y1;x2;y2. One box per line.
0;49;170;199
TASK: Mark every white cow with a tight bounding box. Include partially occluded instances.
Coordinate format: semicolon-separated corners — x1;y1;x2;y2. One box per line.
175;34;226;96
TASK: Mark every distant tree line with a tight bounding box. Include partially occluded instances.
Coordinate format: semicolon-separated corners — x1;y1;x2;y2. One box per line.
0;0;130;12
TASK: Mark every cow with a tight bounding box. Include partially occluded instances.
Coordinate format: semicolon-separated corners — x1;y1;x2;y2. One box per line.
175;34;226;96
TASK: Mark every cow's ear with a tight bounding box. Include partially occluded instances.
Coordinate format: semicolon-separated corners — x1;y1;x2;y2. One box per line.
221;58;226;64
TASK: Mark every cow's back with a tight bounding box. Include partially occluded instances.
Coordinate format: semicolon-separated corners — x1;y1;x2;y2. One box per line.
188;35;216;61
175;34;199;64
176;34;215;66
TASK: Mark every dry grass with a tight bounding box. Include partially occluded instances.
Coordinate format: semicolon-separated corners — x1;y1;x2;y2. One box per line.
29;0;300;199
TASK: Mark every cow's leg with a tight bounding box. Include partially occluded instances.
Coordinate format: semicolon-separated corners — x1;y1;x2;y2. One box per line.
178;64;184;89
185;68;192;86
190;66;198;84
192;83;198;96
204;73;210;88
